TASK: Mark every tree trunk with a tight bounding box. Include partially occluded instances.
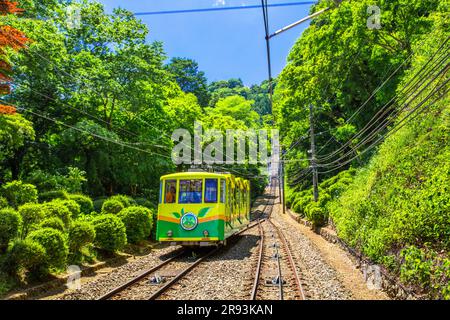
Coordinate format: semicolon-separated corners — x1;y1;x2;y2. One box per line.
8;146;26;180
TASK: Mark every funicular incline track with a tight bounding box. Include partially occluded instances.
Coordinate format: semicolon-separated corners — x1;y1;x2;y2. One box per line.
251;187;306;300
97;191;274;300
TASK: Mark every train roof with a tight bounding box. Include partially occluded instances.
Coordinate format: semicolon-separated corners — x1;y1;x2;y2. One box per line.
160;172;235;180
160;172;250;188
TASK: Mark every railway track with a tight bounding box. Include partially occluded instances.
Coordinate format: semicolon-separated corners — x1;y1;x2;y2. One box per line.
251;187;307;300
97;193;271;300
97;187;301;301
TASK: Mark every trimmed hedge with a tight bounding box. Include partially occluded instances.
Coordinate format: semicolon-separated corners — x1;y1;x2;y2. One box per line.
0;208;22;251
38;190;69;203
68;221;95;251
27;228;68;269
93;197;107;213
101;199;124;215
42;201;72;227
118;206;153;243
0;196;8;209
18;203;45;237
54;199;80;219
38;217;66;233
68;194;93;215
110;195;135;208
92;214;127;252
2;239;46;275
1;181;38;208
134;198;155;210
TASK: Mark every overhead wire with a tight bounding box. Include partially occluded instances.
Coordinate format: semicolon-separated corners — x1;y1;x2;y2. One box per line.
316;39;450;166
317;63;449;169
0;99;173;159
316;36;450;162
317;77;449;174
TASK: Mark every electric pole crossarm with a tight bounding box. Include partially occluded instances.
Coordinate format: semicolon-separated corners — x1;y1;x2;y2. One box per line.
269;7;331;39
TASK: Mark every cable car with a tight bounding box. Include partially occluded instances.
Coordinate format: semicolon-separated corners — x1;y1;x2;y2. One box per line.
156;172;250;246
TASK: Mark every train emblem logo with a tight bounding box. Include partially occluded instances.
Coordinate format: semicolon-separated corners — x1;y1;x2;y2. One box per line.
180;212;198;231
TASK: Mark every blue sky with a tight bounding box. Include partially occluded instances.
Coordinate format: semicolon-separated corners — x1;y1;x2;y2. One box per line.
98;0;315;86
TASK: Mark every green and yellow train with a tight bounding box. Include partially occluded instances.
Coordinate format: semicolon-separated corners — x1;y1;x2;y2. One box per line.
156;172;251;246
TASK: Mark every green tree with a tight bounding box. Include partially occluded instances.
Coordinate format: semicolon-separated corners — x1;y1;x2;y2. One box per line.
166;57;210;107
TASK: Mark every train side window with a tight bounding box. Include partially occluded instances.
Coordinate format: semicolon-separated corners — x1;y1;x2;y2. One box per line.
205;179;218;203
220;179;226;203
159;182;162;204
164;180;177;204
179;179;203;204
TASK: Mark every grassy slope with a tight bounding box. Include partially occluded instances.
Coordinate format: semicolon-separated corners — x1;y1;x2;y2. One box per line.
329;28;449;297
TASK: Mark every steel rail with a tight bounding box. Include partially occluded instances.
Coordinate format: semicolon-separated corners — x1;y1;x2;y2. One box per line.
251;187;276;300
148;247;220;300
97;249;186;300
147;217;265;300
250;219;265;300
268;219;306;300
98;195;269;300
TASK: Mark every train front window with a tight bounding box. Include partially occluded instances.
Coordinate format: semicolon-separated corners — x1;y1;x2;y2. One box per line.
220;179;226;203
164;180;177;204
205;179;218;203
159;182;162;204
179;179;203;204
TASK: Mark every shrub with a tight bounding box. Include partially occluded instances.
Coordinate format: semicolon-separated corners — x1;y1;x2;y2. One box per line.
42;201;72;227
27;228;68;269
18;203;45;237
306;203;327;228
92;214;127;252
110;195;135;208
134;198;155;210
38;217;66;233
0;208;22;251
318;193;332;207
93;197;107;213
38;190;69;203
118;206;153;243
1;181;38;208
68;221;95;251
54;199;80;219
0;196;7;209
69;194;94;215
101;199;124;215
293;195;311;217
2;239;46;275
26;167;86;194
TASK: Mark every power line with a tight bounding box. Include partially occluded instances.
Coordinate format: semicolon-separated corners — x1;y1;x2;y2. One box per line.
317;61;449;168
317;56;449;168
0;99;173;159
133;2;317;16
315;52;415;155
0;28;146;141
316;38;450;163
316;66;449;174
287;36;449;184
317;82;449;174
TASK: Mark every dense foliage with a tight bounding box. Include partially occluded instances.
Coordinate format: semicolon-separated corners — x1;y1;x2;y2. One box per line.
281;0;449;298
0;208;21;251
118;206;153;244
68;194;93;215
0;0;446;300
91;214;127;252
27;228;68;270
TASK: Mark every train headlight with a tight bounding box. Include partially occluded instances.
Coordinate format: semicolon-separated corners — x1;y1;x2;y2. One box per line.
203;230;209;237
167;230;173;237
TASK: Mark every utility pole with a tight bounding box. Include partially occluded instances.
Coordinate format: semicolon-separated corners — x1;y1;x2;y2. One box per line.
309;104;319;202
281;152;286;214
278;161;282;202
